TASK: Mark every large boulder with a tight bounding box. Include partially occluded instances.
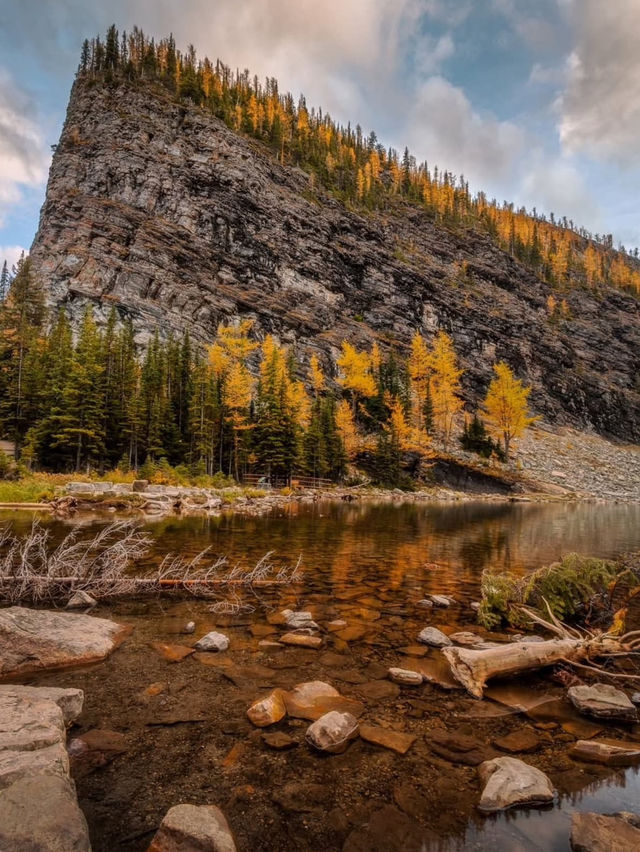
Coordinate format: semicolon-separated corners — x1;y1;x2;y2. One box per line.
0;776;91;851
570;811;640;851
0;606;129;677
568;684;637;723
477;756;555;813
148;803;237;852
0;687;91;850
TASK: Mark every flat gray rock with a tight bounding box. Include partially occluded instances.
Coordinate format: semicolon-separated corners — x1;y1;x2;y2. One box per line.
0;775;91;852
417;627;452;648
0;692;65;753
149;803;237;851
568;684;638;723
0;686;84;725
478;756;555;813
0;606;128;677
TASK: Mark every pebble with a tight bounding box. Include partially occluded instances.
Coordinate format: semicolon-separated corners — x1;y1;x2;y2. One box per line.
195;631;230;652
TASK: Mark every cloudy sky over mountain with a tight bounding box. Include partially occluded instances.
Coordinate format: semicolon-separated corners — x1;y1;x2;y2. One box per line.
1;0;638;266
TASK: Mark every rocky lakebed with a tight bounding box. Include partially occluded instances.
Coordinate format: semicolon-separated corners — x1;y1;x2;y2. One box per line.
2;500;640;851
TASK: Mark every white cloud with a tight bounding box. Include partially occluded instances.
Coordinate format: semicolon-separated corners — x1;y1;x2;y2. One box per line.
0;69;50;227
558;0;640;166
0;245;27;271
405;76;526;186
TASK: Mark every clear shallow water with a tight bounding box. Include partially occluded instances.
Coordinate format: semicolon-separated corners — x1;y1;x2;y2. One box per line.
3;499;640;851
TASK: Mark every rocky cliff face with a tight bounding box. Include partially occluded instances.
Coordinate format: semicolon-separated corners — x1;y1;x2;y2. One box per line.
31;78;640;440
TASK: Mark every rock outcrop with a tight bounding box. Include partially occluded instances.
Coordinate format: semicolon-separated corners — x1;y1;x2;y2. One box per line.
30;77;640;441
0;686;91;851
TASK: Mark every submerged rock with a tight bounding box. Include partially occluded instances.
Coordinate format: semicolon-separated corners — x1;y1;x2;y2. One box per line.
428;595;453;608
306;711;359;754
150;642;195;662
359;724;416;754
65;590;97;609
148;803;237;852
0;606;128;677
195;631;230;652
283;611;320;631
570;739;640;766
417;626;452;648
68;728;128;778
570;811;640;852
477;756;555;813
279;632;323;649
493;727;542;754
568;684;637;723
429;730;495;766
262;732;298;750
246;689;287;727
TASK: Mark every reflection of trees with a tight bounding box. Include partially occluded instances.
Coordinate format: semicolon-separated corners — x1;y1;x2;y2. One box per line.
6;500;639;605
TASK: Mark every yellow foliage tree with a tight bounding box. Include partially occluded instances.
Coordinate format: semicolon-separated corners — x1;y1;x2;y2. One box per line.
408;332;431;433
337;342;376;413
483;362;536;460
335;398;359;461
430;330;464;448
223;360;254;479
308;354;325;396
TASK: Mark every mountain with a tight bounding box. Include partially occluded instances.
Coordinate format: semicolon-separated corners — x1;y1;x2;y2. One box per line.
29;32;640;442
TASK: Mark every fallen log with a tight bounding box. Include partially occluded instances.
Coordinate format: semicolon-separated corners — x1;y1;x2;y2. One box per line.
442;637;630;699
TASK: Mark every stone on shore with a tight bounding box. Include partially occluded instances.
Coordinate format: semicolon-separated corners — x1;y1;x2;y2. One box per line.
247;689;287;727
0;688;91;849
0;685;83;726
570;739;640;766
477;756;555;813
195;631;230;652
0;606;128;677
0;776;91;851
148;803;237;852
388;667;423;686
417;626;451;648
568;684;637;723
570;811;640;852
306;711;359;754
428;595;453;607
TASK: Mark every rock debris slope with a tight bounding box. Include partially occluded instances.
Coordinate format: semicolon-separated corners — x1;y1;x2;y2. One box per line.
31;78;640;440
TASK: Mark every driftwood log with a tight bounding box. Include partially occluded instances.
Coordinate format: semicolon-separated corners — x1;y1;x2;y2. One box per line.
443;636;632;699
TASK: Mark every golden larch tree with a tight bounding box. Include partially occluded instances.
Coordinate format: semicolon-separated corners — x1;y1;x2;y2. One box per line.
430;330;464;448
337;342;376;414
335;398;360;461
483;361;536;460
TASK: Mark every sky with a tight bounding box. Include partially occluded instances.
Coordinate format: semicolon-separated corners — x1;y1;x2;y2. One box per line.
1;0;639;270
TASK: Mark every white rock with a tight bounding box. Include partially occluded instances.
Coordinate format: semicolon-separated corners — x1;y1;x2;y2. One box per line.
429;595;453;607
306;711;359;754
478;756;555;813
417;627;452;648
183;621;196;634
195;631;229;652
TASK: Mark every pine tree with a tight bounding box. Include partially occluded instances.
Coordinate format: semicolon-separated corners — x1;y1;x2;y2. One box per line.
52;306;106;470
0;256;46;456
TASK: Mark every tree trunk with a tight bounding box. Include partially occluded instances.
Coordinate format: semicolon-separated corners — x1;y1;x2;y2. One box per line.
442;638;617;699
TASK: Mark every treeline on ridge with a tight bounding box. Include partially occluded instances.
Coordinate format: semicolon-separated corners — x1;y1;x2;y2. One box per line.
74;25;640;297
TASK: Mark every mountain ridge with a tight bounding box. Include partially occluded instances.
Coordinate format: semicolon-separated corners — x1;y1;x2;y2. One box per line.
29;70;640;442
